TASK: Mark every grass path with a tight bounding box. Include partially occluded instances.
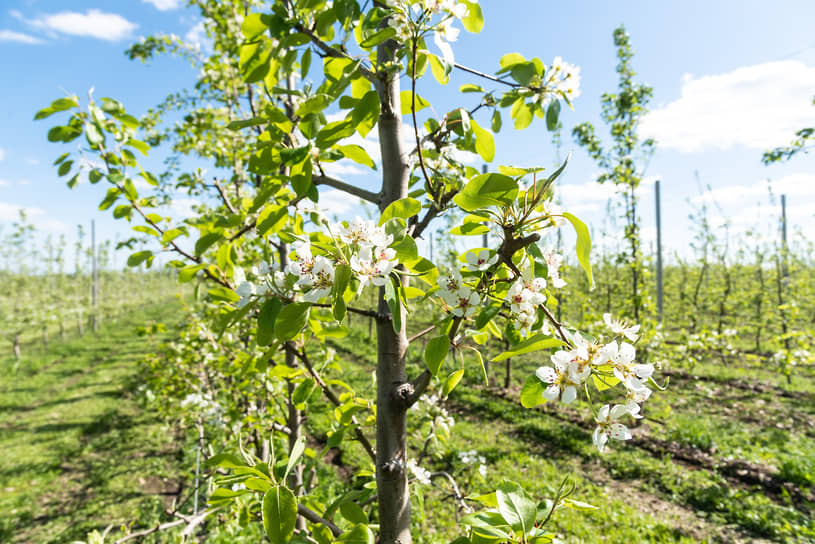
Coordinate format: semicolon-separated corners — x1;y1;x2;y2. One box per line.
0;300;187;543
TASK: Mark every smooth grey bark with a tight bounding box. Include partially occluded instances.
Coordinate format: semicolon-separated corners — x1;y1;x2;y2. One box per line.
374;38;412;544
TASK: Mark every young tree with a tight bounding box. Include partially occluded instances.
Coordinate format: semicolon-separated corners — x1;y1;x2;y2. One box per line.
40;1;660;541
762;95;814;164
572;25;655;322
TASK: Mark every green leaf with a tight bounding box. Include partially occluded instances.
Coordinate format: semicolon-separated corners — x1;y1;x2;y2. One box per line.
520;374;548;408
496;481;537;535
336;144;376;169
333;263;352;322
262;486;297;543
400;90;430;115
513;101;534;130
453;173;518;212
284;436;306;482
339;501;368;525
337;524;375;544
205;453;246;469
471;119;495;162
275;302;311;341
351;90;379;137
459;1;484;33
359;27;396;48
424;335;449;376
442;369;464;397
492;334;563;362
429;54;451;85
545;100;561;131
499;53;526;70
385;278;402;334
379;197;421;225
242;13;268;40
57;160;73;177
195;232;223;257
257;297;282;346
127;250;152;267
227;116;267;130
34;96;78;120
491;109;502;133
316;119;355;148
474;304;501;330
562;212;594;288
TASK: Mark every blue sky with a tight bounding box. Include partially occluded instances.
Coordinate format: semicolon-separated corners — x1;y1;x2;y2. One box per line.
2;0;815;270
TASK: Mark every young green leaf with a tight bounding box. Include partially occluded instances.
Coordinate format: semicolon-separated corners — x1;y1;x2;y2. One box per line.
275;303;311;341
424;335;450;375
262;486;297;543
562;212;594;288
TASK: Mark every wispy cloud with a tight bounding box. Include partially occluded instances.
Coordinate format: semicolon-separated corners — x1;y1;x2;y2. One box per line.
642;61;815;152
0;202;67;231
18;9;138;42
142;0;185;11
690;173;815;205
0;29;44;44
0;148;5;160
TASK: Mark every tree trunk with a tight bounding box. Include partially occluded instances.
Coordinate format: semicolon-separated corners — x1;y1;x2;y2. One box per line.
279;243;306;533
375;36;412;544
42;325;48;352
13;333;21;360
60;320;66;342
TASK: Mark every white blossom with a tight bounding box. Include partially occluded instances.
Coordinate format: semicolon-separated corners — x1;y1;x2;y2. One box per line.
593;404;632;453
603;313;641;342
465;248;498;271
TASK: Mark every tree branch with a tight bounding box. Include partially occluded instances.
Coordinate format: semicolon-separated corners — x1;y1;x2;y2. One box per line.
292;23;376;83
313;175;381;205
297;503;343;537
287;345;376;461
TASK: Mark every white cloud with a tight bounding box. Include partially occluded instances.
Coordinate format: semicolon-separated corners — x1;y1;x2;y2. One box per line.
642;61;815;152
184;21;211;51
691;173;815;205
0;179;9;187
0;29;44;44
0;202;67;231
0;148;5;160
142;0;185;11
168;198;201;218
307;189;371;218
29;10;138;42
25;158;39;166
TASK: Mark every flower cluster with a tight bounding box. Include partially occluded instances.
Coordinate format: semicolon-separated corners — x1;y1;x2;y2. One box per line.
506;264;548;336
407;458;432;485
458;449;487;477
234;217;399;307
383;0;472;66
534;314;655;452
235;262;291;308
543;56;581;104
287;240;337;303
438;270;481;318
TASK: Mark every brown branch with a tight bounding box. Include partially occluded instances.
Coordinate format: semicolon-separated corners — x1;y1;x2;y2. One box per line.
313;175;381;205
292;22;376;83
453;62;519;88
287;345;376;461
213;178;239;214
297;504;343;537
407;325;435;343
114;509;216;543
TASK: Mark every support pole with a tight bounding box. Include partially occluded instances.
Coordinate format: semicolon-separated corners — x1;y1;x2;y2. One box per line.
655;180;663;325
91;219;98;332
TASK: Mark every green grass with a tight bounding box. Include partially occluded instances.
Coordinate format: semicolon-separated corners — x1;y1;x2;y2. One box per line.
323;324;815;543
0;298;188;544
